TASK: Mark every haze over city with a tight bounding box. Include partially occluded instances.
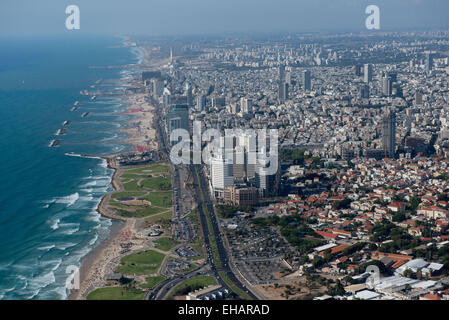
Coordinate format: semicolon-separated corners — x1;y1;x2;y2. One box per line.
1;0;449;37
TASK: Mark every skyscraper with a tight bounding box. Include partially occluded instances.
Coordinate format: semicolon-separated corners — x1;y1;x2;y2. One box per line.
255;155;280;197
166;104;189;140
185;82;193;106
278;82;288;103
230;103;239;114
211;96;225;108
425;52;434;73
211;155;234;199
196;95;206;112
285;68;292;85
240;97;253;114
382;107;396;158
414;92;423;105
387;71;397;83
278;65;285;82
382;76;392;96
364;64;373;83
360;84;370;99
354;64;362;76
163;92;171;108
239;132;257;180
302;70;311;91
152;78;161;100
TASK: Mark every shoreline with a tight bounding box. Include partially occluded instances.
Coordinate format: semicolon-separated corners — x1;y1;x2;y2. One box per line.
67;218;125;300
68;44;163;300
67;157;124;300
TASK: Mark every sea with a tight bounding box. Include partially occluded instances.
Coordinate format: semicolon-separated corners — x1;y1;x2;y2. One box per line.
0;35;142;299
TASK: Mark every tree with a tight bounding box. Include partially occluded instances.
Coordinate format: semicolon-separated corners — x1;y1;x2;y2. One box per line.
334;198;352;210
328;280;345;296
409;196;421;210
392;212;406;222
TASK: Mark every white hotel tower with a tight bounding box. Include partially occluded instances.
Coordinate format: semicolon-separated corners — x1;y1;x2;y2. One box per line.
211;155;234;199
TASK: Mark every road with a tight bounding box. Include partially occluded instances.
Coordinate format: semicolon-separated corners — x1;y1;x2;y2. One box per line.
146;95;257;300
190;164;258;300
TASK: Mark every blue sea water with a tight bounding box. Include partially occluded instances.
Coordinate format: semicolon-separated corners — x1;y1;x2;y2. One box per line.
0;36;140;299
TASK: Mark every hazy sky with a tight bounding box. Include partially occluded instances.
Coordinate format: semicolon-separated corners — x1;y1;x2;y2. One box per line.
1;0;448;37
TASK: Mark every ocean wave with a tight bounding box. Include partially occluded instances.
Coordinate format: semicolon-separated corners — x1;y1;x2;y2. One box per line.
60;228;79;235
20;258;62;300
100;158;108;168
82;174;104;180
53;193;80;207
37;244;56;251
113;145;126;152
42;192;80;208
81;176;110;184
58;222;80;228
101;134;119;142
50;218;60;230
46;259;63;272
88;214;101;223
17;275;28;290
89;234;99;246
49;216;80;231
39;286;68;300
26;270;56;299
0;284;16;300
79;195;94;202
55;242;77;251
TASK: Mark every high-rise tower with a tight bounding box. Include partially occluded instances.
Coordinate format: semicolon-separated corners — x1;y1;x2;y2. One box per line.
302;70;311;91
382;107;396;158
364;64;373;83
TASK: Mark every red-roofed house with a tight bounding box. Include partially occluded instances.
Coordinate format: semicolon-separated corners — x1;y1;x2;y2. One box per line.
388;202;406;212
315;230;338;239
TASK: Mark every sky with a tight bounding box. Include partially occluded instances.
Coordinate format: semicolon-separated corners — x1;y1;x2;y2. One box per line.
0;0;448;37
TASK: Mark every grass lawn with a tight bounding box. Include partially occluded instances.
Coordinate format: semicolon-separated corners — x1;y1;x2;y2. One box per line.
124;163;170;176
120;173;141;179
154;237;178;251
140;176;172;191
123;180;142;192
116;250;165;275
140;276;166;289
142;209;173;228
146;191;172;208
146;163;171;174
209;237;222;269
86;286;145;300
117;206;167;218
169;275;217;297
108;200;126;208
111;163;173;219
111;191;146;200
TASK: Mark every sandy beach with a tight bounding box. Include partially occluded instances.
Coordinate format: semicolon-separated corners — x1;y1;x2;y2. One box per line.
120;93;158;152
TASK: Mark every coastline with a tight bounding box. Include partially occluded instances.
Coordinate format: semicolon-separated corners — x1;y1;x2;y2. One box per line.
67;218;125;300
67;158;124;300
68;45;164;300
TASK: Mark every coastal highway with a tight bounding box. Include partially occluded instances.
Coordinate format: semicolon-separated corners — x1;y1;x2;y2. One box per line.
190;164;258;300
147;95;257;300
